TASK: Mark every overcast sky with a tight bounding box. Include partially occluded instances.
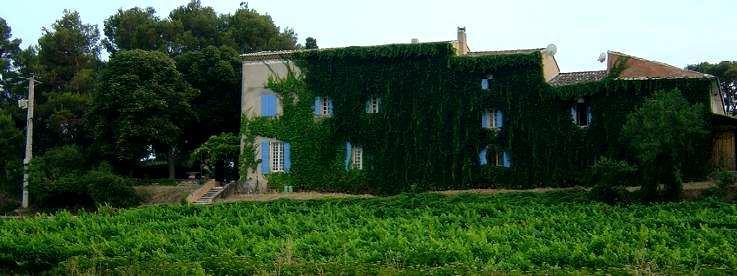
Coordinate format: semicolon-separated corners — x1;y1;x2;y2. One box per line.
1;0;735;72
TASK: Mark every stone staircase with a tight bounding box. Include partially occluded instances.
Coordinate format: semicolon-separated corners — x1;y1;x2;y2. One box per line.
193;186;225;205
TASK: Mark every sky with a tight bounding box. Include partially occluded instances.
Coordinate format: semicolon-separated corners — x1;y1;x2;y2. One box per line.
1;0;735;72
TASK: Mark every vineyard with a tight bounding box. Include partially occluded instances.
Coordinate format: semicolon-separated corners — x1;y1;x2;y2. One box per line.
1;191;737;274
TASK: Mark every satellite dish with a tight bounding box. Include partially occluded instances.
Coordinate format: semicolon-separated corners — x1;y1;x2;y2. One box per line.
545;44;557;56
597;52;606;63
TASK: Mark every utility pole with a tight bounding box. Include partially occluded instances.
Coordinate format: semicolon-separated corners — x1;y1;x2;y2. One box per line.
18;76;36;208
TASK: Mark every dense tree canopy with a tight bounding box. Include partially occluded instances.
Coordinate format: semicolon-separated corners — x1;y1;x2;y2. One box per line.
37;10;100;93
91;49;197;175
622;89;708;200
102;7;166;53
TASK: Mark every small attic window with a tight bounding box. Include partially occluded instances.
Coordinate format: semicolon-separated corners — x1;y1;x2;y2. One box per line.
481;75;493;91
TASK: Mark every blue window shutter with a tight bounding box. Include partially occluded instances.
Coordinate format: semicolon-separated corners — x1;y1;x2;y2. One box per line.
502;151;511;168
327;98;334;115
284;142;291;171
313;96;322;116
377;97;382;113
261;94;277;117
570;106;576;122
364;100;370;113
586;106;592;125
495;110;503;128
479;148;487;165
344;142;352;170
481;112;489;128
481;79;489;90
260;139;270;174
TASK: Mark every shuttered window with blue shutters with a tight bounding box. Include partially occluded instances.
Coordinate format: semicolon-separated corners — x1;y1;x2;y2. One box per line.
314;96;334;117
260;139;270;174
261;94;277;117
481;78;489;90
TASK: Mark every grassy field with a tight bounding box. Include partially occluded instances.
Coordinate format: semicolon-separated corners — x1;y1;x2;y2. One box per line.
1;190;736;274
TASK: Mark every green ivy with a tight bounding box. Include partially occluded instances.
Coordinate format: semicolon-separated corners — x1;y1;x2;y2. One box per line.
240;42;714;194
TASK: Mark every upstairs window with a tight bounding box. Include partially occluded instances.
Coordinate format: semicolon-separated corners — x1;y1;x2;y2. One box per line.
314;96;333;117
365;95;381;113
481;75;493;91
482;110;504;129
570;98;592;127
260;94;278;117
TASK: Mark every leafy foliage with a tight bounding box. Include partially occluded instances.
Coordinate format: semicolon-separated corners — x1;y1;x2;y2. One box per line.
1;192;737;273
587;157;636;203
91;49;197;170
102;7;166;53
191;133;240;181
0;111;22;197
622;89;708;200
244;43;715;194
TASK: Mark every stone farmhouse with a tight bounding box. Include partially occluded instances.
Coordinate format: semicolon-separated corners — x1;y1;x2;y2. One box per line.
239;28;735;193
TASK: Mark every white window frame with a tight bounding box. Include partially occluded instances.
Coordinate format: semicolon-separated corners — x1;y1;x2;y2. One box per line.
351;146;363;170
573;98;589;128
321;97;330;116
483;111;499;129
270;141;285;172
367;96;380;114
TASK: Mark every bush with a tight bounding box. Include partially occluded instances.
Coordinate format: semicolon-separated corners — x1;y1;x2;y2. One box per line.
0;193;19;214
622;89;708;201
28;146;140;209
83;164;141;208
713;169;736;196
587;157;636;203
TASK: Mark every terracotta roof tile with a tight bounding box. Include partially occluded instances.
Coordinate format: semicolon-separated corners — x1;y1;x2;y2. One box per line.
549;70;608;86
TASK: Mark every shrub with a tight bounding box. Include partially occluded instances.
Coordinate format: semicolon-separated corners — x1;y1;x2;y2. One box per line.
83;164;141;208
28;145;92;208
713;169;736;196
587;157;636;203
622;89;708;201
0;193;19;214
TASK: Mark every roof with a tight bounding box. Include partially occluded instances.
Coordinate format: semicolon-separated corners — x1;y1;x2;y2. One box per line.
241;41;456;62
608;51;712;80
468;48;544;57
548;70;608;86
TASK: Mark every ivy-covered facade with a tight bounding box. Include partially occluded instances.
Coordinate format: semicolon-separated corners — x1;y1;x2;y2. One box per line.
239;28;733;194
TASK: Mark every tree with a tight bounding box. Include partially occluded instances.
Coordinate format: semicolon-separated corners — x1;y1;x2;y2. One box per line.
216;1;298;53
305;37;318;49
191;132;240;181
175;46;241;150
687;61;737;114
0;111;22;197
165;0;220;54
102;7;166;53
0;17;22;106
91;50;197;178
37;10;100;93
622;89;708;200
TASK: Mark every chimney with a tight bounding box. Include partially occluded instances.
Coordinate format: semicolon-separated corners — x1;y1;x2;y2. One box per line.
411;38;419;44
457;27;468;55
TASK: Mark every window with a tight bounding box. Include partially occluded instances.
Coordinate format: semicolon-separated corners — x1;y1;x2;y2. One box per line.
481;75;493;91
482;110;503;129
260;94;278;117
270;141;285;172
479;148;511;168
314;96;333;117
366;96;380;113
352;146;363;169
571;98;591;127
